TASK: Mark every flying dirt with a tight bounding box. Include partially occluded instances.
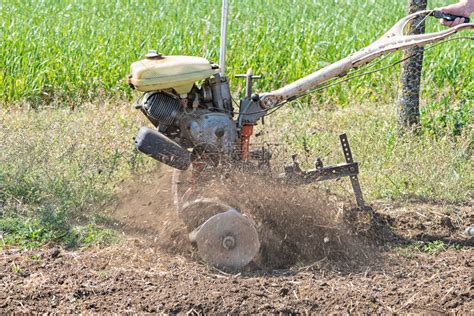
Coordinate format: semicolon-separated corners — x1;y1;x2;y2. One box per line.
113;167;381;270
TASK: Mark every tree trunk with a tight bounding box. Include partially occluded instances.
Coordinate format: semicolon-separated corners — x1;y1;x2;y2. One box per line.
397;0;427;129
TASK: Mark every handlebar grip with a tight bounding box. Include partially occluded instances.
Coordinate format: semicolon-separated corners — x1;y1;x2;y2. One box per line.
433;10;470;23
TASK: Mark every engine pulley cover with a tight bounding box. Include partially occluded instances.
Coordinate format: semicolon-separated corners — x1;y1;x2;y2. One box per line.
179;112;237;153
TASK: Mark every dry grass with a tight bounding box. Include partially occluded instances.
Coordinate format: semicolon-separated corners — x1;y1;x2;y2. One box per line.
0;102;155;248
0;98;471;249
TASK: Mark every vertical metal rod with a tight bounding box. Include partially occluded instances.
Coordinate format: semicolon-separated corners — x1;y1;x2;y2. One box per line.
339;134;366;210
245;68;253;98
219;0;229;75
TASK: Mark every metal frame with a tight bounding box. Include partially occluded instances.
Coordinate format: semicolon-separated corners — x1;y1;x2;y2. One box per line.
283;134;365;209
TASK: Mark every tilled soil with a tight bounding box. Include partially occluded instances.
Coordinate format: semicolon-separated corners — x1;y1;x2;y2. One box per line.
1;169;473;313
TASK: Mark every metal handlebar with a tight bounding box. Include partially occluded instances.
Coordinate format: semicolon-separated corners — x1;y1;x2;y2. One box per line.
259;10;474;109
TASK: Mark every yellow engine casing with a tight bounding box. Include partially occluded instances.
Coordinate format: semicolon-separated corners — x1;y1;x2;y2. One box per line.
129;55;219;94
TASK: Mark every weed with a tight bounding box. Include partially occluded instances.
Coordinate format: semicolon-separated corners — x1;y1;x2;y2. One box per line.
98;271;109;279
452;243;464;251
73;224;118;247
421;240;445;254
396;240;464;258
397;247;416;259
0;212;118;250
10;262;22;274
420;98;473;137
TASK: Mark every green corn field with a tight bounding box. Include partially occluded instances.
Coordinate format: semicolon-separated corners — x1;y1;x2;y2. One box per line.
1;0;472;106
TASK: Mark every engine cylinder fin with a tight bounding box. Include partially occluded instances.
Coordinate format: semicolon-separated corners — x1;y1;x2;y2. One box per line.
144;92;181;126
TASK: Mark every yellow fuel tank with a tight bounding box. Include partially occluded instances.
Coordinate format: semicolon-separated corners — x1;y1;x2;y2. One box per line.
129;55;219;94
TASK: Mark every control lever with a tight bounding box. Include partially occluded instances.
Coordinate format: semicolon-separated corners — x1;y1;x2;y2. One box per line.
432;10;470;23
235;68;262;98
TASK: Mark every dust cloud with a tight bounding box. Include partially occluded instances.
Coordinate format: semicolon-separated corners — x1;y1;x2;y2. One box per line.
113;167;377;270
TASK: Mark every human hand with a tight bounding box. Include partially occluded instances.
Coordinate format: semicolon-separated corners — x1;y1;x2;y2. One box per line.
438;0;474;27
437;0;473;26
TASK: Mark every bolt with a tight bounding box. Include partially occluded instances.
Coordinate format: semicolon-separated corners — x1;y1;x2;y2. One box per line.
215;128;225;138
315;157;323;169
222;235;236;250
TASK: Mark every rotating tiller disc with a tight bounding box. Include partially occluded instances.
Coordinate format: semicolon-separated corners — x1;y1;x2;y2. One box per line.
189;208;260;270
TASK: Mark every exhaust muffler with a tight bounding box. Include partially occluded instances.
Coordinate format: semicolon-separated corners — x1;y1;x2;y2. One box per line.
135;126;191;170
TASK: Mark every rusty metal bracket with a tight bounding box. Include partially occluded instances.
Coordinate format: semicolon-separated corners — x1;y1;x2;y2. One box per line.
339;134;365;210
283;134;366;209
284;160;359;183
